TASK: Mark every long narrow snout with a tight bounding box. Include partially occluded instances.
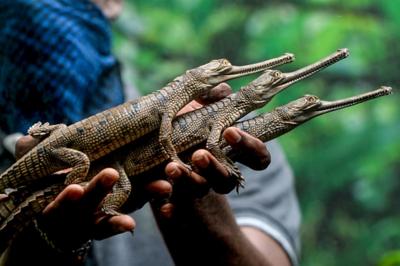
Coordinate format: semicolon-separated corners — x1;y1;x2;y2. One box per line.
218;53;295;82
294;86;392;123
259;49;349;99
277;48;349;89
313;86;392;114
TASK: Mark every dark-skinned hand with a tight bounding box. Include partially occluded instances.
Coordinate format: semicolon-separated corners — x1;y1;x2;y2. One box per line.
5;83;270;248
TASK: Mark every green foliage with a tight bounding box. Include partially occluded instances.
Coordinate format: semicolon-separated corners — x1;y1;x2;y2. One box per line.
112;1;400;265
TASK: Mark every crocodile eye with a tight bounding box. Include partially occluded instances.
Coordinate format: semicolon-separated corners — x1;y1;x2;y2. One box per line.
305;95;317;102
222;59;230;66
273;71;282;78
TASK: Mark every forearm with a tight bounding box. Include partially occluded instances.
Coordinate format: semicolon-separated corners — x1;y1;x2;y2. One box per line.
153;191;284;266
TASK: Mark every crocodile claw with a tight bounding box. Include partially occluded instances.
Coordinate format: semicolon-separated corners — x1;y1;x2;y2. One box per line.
171;156;193;175
223;163;245;192
27;122;67;139
100;207;124;217
28;122;51;137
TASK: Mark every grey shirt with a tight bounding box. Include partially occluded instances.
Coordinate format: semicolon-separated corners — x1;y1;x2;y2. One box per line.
87;140;301;266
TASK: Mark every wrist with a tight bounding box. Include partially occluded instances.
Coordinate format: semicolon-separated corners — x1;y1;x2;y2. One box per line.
154;191;255;265
33;219;92;261
4;221;88;266
154;190;235;228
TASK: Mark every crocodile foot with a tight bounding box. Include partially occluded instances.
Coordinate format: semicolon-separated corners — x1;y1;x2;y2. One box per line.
100;207;124;217
225;164;245;189
28;122;67;139
170;156;192;175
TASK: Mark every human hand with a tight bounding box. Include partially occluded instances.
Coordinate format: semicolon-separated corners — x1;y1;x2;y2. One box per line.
13;136;135;251
147;83;271;217
171;127;269;190
143;126;270;220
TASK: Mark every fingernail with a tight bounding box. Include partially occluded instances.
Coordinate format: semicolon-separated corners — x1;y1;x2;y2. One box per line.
217;84;231;98
166;166;181;178
192;152;209;168
225;130;242;144
102;176;116;188
159;203;174;219
114;224;132;234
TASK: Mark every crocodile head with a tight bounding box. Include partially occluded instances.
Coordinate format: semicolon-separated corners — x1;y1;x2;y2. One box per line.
244;48;351;104
188;53;295;86
274;95;321;124
250;70;286;101
277;86;392;124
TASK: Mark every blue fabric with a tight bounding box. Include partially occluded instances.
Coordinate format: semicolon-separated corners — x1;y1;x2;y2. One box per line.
0;0;124;134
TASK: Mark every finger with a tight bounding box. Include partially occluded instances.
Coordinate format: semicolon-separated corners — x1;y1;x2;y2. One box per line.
177;83;232;115
223;128;271;170
44;168;119;215
81;168;119;213
192;150;228;177
146;180;173;209
156;202;175;219
177;100;203;115
165;162;210;197
94;214;136;240
191;150;237;194
197;83;232;105
15;135;40;159
120;177;173;213
165;162;208;187
40;184;90;247
0;194;8;200
145;180;173;199
43;184;85;214
146;180;175;219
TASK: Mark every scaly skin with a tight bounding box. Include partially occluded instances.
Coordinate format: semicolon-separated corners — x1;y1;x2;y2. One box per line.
0;183;65;254
0;86;392;253
0;54;294;194
205;49;350;181
96;49;349;210
0;50;346;216
124;49;350;182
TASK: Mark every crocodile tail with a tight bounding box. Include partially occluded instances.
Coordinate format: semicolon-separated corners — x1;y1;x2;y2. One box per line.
0;147;54;193
0;187;33;225
0;184;63;254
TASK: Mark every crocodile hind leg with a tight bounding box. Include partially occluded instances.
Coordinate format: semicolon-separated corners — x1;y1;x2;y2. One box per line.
101;162;131;216
159;112;192;173
50;148;90;185
206;124;245;188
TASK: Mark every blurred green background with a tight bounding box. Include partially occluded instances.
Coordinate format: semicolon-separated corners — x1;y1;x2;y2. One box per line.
112;1;400;265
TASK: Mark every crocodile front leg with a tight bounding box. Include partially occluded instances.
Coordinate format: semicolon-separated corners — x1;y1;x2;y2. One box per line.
28;122;67;139
206;121;244;186
159;112;192;172
51;148;90;185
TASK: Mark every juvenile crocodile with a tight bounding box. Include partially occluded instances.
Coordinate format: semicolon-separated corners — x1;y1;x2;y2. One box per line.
121;49;349;183
68;48;350;213
0;86;392;253
1;49;348;216
203;49;349;180
0;54;294;193
0;49;360;218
